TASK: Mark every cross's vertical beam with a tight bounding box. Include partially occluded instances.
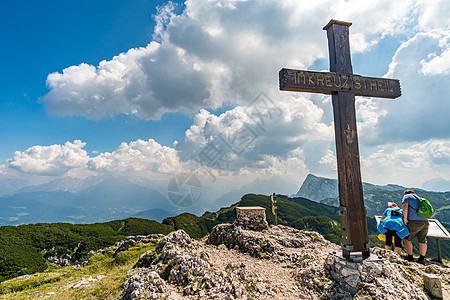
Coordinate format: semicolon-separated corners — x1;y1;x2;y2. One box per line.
324;20;370;258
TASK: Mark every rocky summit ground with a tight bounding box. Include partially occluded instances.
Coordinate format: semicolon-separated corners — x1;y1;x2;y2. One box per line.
120;224;450;299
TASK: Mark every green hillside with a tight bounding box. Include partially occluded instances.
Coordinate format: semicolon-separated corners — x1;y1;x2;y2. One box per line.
241;194;340;224
162;194;343;239
291;216;341;244
163;194;377;241
0;241;157;299
162;212;217;239
0;218;173;282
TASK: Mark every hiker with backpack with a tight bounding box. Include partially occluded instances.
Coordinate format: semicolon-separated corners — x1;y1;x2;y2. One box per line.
377;202;409;254
402;189;433;264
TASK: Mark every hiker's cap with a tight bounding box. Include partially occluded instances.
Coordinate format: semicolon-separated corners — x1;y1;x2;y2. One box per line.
388;202;398;208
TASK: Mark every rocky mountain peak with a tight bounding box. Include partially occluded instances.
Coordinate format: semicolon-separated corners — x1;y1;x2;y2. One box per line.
295;174;338;201
120;221;450;299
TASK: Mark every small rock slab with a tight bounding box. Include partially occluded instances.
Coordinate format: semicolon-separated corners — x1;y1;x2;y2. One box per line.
423;273;443;299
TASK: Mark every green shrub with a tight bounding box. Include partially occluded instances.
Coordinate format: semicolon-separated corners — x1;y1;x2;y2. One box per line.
291;216;341;244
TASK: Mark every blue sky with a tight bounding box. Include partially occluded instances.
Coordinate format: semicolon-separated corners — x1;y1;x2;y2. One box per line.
1;0;450;196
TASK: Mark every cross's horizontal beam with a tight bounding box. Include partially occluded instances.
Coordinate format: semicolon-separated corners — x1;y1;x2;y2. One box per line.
279;68;401;99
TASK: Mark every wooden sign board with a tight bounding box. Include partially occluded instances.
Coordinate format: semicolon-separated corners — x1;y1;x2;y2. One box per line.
280;69;401;98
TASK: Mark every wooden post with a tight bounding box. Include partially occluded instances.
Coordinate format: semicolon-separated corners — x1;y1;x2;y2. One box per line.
325;21;369;258
436;239;442;263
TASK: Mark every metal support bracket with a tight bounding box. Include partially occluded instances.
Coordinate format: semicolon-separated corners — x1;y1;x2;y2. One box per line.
342;243;354;251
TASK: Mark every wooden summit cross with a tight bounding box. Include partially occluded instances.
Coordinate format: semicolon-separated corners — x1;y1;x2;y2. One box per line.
279;20;401;259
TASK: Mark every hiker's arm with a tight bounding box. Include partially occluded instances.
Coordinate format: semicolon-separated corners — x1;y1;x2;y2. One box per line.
402;202;408;225
377;215;386;226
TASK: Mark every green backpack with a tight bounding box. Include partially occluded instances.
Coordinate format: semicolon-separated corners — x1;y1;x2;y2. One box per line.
413;195;434;218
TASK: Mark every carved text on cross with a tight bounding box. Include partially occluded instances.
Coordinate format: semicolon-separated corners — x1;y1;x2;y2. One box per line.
280;69;400;98
279;19;401;259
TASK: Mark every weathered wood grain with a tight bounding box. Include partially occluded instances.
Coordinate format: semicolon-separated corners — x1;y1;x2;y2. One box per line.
279;69;401;98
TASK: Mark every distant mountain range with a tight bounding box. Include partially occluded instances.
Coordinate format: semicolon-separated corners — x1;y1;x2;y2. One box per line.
422;177;450;192
0;176;177;226
1;173;449;227
0;178;32;196
294;174;404;202
15;176;98;194
0;174;297;227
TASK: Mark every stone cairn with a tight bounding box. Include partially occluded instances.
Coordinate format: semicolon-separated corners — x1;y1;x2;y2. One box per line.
234;206;269;231
325;252;384;292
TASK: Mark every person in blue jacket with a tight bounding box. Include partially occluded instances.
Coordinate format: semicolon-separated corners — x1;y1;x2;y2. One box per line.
377;202;409;254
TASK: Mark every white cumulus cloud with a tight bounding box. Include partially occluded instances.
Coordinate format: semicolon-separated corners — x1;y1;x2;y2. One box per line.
368;29;450;144
319;149;337;171
89;139;182;174
419;31;450;76
361;139;450;187
175;92;333;178
7;140;89;176
416;0;450;32
5;139;182;178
